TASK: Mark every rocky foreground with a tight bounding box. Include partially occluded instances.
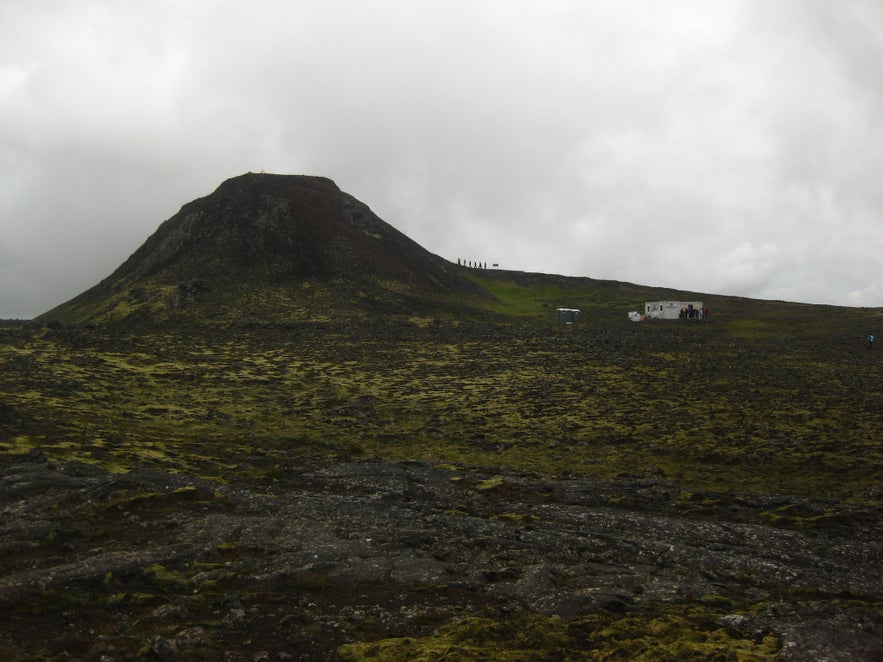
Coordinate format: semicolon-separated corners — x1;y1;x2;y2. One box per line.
1;450;880;660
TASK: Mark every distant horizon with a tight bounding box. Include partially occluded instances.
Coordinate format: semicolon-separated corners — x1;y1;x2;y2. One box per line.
6;258;879;323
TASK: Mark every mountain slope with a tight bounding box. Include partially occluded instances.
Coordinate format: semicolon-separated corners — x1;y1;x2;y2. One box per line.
39;172;883;332
41;173;489;324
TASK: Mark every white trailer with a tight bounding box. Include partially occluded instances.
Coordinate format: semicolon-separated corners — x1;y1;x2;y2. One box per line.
644;301;703;320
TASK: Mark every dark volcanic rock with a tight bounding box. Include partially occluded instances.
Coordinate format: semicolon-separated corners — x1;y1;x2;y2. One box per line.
40;173;489;324
1;452;880;660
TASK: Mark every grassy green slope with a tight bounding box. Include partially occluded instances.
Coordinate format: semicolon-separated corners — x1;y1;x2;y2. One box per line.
469;267;883;337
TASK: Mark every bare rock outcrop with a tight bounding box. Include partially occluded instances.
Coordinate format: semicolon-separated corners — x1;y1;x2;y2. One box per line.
1;452;880;660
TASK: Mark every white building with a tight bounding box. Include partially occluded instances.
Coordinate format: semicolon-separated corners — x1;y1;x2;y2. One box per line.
644;301;704;320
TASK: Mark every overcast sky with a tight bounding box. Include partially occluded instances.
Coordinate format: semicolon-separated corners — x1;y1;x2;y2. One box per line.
2;1;882;318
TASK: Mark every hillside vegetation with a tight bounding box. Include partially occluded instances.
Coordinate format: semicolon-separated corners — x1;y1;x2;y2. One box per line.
4;274;881;499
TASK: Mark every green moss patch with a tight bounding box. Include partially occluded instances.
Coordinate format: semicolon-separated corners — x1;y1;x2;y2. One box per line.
338;607;780;660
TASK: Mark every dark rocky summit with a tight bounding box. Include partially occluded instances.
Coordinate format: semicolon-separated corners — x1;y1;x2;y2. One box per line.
40;173;488;324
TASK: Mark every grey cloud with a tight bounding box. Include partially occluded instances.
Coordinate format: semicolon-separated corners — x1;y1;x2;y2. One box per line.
1;0;881;318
